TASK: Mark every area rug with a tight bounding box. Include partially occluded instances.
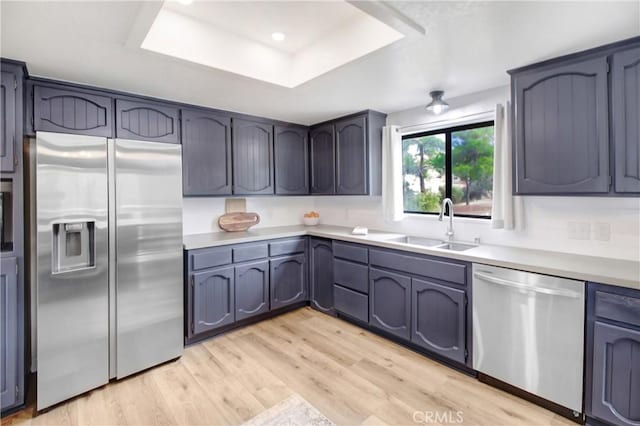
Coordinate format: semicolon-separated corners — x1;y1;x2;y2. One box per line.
242;394;335;426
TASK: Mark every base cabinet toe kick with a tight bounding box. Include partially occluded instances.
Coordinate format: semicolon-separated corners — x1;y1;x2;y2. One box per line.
184;235;638;426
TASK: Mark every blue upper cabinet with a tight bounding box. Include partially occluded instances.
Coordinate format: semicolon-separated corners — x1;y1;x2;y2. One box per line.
612;46;640;193
232;118;274;195
310;123;335;194
1;70;17;172
115;98;180;144
181;108;232;196
33;84;113;137
274;125;309;195
511;56;610;194
510;37;640;196
336;115;367;195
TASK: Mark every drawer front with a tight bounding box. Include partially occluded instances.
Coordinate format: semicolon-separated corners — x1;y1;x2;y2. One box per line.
269;238;306;257
334;285;368;322
190;247;232;271
334;259;369;293
233;243;268;263
333;241;368;264
595;290;640;327
369;249;467;286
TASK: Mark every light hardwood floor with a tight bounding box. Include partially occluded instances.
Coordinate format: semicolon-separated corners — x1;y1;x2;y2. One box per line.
4;308;573;426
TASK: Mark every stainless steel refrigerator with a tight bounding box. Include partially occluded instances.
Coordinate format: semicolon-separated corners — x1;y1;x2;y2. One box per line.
34;132;183;410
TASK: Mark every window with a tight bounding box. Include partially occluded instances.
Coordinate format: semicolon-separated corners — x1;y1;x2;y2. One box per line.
402;121;495;218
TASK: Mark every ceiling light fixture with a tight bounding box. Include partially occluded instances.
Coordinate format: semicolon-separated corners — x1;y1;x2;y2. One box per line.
176;0;193;5
271;32;286;42
426;90;449;115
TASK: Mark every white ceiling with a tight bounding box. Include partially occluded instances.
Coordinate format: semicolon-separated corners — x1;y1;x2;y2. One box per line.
1;1;639;125
142;2;404;87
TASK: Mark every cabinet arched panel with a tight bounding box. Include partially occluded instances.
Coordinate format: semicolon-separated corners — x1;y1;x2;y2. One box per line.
1;72;16;172
336;116;367;194
369;268;410;340
192;266;234;334
270;254;306;309
275;126;308;194
182;109;232;195
115;99;179;143
310;238;334;314
411;278;465;363
592;321;640;425
34;85;112;137
235;260;269;321
310;124;335;194
612;47;640;193
514;57;609;193
233;119;274;195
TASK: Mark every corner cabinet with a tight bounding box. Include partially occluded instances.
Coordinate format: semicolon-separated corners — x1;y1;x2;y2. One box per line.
274;125;309;195
612;46;640;193
115;98;180;144
586;283;640;426
309;238;334;314
232;119;274;195
510;37;640;195
310;111;386;196
181;109;232;196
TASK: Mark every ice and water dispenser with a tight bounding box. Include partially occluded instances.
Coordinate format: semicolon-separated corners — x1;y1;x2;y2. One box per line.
51;221;96;273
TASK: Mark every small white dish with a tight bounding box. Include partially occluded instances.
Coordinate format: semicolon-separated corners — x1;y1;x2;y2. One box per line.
303;217;320;226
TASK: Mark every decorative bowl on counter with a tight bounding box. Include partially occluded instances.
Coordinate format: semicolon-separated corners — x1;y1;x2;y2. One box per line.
303;211;320;226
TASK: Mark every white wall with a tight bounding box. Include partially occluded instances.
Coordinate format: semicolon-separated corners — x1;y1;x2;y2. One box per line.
183;86;640;262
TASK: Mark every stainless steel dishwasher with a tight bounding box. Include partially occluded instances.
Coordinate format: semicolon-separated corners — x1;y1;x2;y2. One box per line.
472;264;585;415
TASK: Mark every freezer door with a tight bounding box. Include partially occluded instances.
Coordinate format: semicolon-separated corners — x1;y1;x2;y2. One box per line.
36;132;109;410
114;139;183;378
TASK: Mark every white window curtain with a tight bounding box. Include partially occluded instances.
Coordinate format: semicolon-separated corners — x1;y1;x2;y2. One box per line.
491;102;524;230
382;125;405;222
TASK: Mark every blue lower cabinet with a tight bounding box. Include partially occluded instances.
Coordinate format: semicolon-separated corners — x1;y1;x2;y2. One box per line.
192;266;235;334
411;278;466;364
235;260;269;321
369;268;411;340
270;254;307;310
591;322;640;425
1;257;18;410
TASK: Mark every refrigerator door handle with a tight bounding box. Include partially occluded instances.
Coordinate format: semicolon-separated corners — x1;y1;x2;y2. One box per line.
107;139;117;379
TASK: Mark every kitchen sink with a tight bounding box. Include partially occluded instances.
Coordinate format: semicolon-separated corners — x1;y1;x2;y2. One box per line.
434;242;477;251
383;235;444;247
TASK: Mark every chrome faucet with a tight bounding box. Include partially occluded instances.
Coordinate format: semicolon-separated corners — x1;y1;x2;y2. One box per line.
438;198;454;239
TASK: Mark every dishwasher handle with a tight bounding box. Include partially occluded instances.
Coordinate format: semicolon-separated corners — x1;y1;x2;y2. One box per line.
473;271;582;298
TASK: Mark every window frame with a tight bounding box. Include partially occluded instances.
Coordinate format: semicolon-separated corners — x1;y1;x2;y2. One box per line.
401;120;495;219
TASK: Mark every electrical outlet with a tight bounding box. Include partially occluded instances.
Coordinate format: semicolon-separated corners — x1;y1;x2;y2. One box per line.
593;222;611;241
568;222;590;240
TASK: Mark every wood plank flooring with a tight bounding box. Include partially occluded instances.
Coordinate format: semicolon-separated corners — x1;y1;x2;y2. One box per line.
4;308;574;426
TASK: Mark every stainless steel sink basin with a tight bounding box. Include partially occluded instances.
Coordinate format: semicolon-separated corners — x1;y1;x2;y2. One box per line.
434;242;477;251
383;236;444;247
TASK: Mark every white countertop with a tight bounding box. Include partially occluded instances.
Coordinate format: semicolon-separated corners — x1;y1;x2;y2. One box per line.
183;225;640;290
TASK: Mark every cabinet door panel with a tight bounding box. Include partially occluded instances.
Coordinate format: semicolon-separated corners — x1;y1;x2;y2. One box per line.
310;124;335;194
514;57;609;193
411;278;466;364
335;115;367;195
310;238;334;314
182;109;232;195
275;126;308;195
34;85;113;137
0;257;17;410
591;321;640;425
612;47;640;193
369;268;410;340
115;99;179;143
270;254;306;309
233;119;274;195
235;260;269;321
192;266;234;334
1;71;16;172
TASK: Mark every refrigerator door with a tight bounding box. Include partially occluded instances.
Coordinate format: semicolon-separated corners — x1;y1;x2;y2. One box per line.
114;139;183;378
36;132;109;410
